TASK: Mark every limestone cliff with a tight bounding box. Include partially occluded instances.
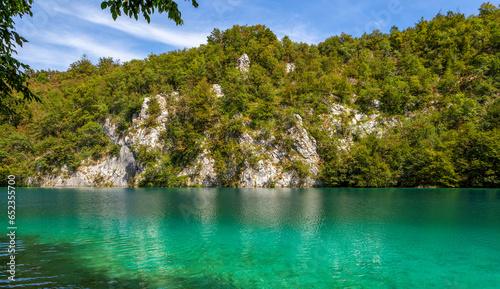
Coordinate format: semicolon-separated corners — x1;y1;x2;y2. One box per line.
321;101;400;150
35;94;170;187
34;56;398;188
237;114;321;187
35;91;399;188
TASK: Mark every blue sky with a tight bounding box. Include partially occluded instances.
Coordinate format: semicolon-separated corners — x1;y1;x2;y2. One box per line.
15;0;491;71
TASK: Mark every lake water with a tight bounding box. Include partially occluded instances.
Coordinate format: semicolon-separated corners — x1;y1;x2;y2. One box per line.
1;188;499;288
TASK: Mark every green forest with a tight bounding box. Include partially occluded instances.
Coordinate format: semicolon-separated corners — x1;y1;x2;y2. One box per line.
1;3;500;188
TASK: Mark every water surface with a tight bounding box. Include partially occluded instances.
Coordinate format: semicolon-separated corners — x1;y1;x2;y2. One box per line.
1;188;499;288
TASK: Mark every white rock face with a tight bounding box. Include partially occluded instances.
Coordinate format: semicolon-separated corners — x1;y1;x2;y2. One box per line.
239;159;278;187
38;94;172;187
126;95;169;149
286;114;320;175
236;54;251;73
38;92;400;188
178;149;219;187
40;145;136;187
323;102;400;150
331;103;349;115
211;84;224;97
175;113;322;188
39;117;138;187
286;63;296;73
237;114;322;188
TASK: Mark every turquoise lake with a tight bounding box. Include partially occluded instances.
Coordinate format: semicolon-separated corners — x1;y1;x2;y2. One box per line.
1;188;500;288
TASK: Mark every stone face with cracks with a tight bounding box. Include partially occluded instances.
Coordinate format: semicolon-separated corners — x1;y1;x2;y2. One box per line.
37;94;171;187
126;95;169;149
178;148;219;187
39;145;136;187
236;114;322;188
211;84;224;97
322;102;400;150
39;119;138;187
236;54;251;73
38;93;396;188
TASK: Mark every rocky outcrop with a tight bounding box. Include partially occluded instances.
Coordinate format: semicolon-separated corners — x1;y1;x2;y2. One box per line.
39;146;136;187
37;119;138;187
126;95;169;149
236;54;250;73
211;84;224;97
178;148;219;187
37;94;172;187
170;112;322;188
36;91;397;188
237;114;321;187
323;102;399;150
286;63;296;73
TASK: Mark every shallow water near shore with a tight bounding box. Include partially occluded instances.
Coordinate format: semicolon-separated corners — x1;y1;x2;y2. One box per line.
1;187;500;288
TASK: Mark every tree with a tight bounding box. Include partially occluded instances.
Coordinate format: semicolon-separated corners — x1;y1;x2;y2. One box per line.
100;0;199;24
0;0;39;115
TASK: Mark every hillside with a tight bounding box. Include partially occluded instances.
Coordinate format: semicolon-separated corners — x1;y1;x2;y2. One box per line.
1;3;500;188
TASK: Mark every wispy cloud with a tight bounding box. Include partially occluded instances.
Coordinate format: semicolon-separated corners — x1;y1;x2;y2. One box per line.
17;44;77;71
42;32;142;61
18;29;143;71
52;3;209;48
274;23;322;44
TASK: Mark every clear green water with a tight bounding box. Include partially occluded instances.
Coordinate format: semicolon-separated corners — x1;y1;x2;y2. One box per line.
1;188;500;288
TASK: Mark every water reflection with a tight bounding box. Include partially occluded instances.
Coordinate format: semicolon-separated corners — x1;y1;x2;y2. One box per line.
6;187;500;288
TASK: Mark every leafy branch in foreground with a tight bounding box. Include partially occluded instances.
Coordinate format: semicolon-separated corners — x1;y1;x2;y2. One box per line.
0;0;39;116
101;0;199;24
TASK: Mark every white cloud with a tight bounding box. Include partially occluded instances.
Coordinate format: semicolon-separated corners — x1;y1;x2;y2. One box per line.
18;30;143;71
43;32;142;61
274;23;322;44
17;44;77;71
52;3;209;48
